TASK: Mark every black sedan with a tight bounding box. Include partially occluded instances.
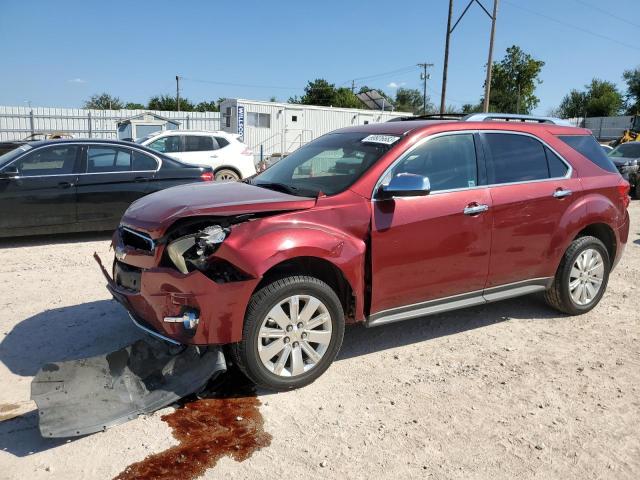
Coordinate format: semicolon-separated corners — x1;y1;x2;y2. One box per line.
0;139;214;237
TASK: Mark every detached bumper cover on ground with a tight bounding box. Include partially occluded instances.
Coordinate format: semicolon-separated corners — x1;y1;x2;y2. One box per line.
31;338;226;438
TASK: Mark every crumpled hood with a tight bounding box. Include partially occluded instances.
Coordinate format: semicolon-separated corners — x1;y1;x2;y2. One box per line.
122;181;315;237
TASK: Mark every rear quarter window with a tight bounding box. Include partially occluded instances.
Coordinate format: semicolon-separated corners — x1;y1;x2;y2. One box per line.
557;135;618;173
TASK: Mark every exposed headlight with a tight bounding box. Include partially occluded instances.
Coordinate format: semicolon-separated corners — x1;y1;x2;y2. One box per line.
166;225;229;274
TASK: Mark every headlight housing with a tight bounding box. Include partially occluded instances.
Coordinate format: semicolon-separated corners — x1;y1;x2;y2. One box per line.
166;225;229;274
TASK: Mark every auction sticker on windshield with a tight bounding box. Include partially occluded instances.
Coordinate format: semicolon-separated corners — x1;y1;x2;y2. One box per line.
361;135;400;145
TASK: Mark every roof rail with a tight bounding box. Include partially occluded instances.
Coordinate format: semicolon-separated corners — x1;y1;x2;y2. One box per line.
463;113;571;126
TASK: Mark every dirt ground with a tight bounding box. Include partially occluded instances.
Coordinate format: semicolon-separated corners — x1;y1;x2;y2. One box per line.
0;202;638;480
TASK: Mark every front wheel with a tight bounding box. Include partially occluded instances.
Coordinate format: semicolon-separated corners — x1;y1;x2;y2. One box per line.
544;236;610;315
231;276;345;391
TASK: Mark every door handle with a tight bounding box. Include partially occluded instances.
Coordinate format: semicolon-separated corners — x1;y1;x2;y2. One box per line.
553;189;572;198
463;203;489;215
57;181;74;189
134;176;149;182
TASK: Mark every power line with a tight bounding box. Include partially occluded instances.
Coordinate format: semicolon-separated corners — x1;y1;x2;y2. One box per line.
181;76;300;91
502;0;636;50
570;0;640;30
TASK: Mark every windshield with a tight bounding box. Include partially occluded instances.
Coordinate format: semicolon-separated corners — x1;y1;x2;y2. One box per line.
0;144;32;167
609;143;640;158
251;132;397;196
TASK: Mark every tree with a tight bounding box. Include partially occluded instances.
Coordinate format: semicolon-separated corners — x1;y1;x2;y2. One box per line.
290;79;364;108
557;79;623;118
461;103;483;114
394;88;431;114
483;45;545;114
194;100;219;112
147;95;194;111
623;67;640;114
557;90;588;118
84;93;123;110
124;102;145;110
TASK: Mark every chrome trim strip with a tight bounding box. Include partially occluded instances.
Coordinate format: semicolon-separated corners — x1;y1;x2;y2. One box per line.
371;130;573;199
463;113;571;126
366;277;552;327
128;313;183;346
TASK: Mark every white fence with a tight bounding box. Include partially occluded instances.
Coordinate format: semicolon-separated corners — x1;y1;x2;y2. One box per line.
0;106;221;141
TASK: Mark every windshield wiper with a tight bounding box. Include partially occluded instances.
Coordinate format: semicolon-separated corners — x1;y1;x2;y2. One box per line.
253;181;302;196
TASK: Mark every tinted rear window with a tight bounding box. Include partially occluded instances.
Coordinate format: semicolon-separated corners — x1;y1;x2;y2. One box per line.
557;135;618;173
483;133;549;184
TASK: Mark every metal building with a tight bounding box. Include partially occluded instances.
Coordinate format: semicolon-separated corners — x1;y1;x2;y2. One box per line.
116;112;181;140
219;99;411;160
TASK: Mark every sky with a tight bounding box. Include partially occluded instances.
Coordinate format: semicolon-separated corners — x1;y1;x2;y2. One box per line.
0;0;637;114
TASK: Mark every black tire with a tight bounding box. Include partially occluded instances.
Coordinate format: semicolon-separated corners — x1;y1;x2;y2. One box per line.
230;276;345;391
632;185;640;200
544;236;610;315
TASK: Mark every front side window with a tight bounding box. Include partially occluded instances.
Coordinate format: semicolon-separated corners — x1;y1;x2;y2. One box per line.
13;146;78;176
87;147;131;173
148;135;181;154
252;132;394;196
387;134;478;191
183;135;215;152
483;133;549;184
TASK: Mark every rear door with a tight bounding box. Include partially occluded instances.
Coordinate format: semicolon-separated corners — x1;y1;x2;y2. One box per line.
0;145;80;230
76;145;157;227
177;135;219;168
370;132;492;315
481;132;582;287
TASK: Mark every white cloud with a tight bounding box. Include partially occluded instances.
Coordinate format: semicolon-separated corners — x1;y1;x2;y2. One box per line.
68;78;86;84
387;81;405;89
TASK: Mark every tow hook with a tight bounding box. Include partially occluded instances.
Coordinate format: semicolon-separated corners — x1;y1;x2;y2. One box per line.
164;310;200;330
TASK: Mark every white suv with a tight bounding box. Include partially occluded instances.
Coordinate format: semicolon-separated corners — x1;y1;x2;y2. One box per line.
138;130;256;181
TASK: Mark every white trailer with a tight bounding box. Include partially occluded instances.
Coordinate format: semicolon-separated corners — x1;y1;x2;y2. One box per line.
219;98;411;162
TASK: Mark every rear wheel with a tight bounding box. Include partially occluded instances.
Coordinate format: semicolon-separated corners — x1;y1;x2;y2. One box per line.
231;276;345;391
214;168;240;182
544;236;610;315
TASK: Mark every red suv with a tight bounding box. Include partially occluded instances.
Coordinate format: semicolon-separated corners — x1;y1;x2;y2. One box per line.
104;114;630;391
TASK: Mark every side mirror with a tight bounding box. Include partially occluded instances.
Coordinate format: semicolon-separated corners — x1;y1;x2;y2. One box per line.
378;173;431;198
0;165;18;180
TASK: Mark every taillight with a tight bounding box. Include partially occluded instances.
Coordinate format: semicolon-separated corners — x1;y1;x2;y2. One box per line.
618;180;630;209
200;171;214;182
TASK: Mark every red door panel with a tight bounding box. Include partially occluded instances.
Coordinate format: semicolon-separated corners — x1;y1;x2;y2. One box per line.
370;188;492;314
487;178;583;287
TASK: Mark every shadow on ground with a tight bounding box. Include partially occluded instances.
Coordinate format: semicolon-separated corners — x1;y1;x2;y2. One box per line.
0;292;560;457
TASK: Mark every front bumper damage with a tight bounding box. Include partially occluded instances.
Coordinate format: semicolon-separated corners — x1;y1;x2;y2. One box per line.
29;254;229;438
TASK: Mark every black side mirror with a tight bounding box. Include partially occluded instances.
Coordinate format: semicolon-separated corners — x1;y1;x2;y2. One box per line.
378;173;431;198
0;165;18;180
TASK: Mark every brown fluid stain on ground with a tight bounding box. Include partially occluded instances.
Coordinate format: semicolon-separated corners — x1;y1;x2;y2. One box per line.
114;372;272;480
0;402;30;422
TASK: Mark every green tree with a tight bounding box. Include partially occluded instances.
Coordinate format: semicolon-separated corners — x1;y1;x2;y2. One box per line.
124;102;145;110
394;88;432;114
557;79;623;118
557;90;588;118
147;95;194;111
290;78;365;108
483;45;545;114
194;100;219;112
333;87;362;108
461;103;483;114
623;67;640;114
84;93;123;110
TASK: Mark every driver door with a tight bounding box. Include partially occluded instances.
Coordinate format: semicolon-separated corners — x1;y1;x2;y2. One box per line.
370;132;492;319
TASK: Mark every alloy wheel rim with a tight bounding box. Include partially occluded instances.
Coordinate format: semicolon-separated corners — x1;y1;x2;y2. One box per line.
569;248;604;306
257;295;332;377
216;171;238;181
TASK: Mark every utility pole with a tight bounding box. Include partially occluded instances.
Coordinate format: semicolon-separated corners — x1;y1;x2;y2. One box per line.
440;0;454;115
351;80;356;93
418;63;434;115
176;75;181;112
483;0;499;113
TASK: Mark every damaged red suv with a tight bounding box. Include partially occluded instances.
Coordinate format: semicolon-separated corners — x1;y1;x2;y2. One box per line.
104;114;630;391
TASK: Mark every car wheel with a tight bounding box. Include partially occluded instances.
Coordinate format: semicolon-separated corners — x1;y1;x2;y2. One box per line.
544;235;610;315
214;168;240;182
231;276;345;391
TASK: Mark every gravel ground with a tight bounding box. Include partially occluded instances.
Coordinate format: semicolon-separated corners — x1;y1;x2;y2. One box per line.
0;201;638;480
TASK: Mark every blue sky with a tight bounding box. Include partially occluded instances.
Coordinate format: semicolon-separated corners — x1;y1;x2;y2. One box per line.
0;0;637;114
